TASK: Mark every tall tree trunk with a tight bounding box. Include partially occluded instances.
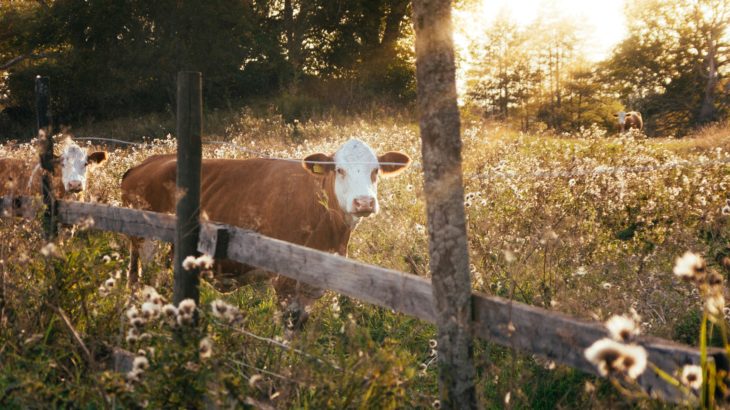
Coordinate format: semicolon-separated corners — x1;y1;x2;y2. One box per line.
412;1;477;408
698;35;718;124
381;0;409;56
283;0;302;89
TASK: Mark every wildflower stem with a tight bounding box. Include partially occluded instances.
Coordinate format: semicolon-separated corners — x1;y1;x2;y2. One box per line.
648;363;683;389
700;312;708;407
716;318;730;358
708;360;717;410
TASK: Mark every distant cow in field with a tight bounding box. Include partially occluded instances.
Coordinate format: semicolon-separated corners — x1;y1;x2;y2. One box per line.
122;139;411;328
615;111;643;133
0;136;108;214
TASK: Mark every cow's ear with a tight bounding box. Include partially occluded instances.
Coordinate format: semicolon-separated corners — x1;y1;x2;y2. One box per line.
87;151;108;165
378;152;411;177
302;153;335;175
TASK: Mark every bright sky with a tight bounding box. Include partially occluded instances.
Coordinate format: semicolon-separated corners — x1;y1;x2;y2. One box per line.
453;0;629;62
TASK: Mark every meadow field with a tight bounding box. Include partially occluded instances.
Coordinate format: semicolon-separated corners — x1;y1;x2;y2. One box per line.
1;112;729;408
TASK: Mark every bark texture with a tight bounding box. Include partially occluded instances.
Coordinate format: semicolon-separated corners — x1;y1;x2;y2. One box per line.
412;1;477;408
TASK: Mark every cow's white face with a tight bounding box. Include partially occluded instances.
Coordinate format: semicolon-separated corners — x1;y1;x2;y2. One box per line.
58;143;108;194
303;139;410;224
617;111;627;125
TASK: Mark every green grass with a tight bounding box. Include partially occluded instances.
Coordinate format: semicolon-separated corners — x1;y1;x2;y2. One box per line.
1;112;729;407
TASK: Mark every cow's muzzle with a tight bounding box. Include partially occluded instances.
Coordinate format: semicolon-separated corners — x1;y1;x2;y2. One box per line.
352;196;376;216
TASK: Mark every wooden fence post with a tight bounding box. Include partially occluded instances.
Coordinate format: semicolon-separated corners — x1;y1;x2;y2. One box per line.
412;1;478;408
35;75;56;240
173;71;203;307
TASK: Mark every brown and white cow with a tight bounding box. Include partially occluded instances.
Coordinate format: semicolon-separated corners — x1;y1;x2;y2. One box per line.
615;111;643;133
0;137;108;214
122;139;410;327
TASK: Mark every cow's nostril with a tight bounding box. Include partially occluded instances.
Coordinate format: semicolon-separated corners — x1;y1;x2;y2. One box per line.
353;196;375;213
68;181;83;192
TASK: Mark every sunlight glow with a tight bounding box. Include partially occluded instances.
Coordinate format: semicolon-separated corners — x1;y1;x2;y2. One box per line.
452;0;629;103
454;0;628;62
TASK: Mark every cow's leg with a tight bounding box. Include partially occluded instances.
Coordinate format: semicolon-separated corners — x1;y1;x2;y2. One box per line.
274;276;324;334
128;236;142;286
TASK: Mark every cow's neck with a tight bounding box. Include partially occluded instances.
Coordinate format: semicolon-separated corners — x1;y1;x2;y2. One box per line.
320;172;358;229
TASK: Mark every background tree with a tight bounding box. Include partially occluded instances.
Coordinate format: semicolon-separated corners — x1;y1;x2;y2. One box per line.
604;0;730;136
0;0;415;135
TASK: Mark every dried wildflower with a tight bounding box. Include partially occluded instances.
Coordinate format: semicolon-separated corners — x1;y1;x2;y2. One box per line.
584;338;647;379
680;365;703;390
126;328;139;343
126;306;140;321
199;337;213;359
177;314;194;326
102;255;112;263
605;315;640;342
178;299;196;315
722;205;730;216
428;339;438;349
141;286;160;302
705;293;725;317
197;254;214;270
130;317;146;328
104;277;116;289
248;374;263;388
432;399;441;409
182;255;197;270
141;302;161;320
132;356;149;372
162;304;178;318
40;243;60;258
98;285;109;297
211;299;241;323
673;251;706;282
211;299;230;318
126;369;141;382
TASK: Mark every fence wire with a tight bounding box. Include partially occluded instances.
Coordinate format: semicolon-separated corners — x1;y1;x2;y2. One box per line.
69;137;730;180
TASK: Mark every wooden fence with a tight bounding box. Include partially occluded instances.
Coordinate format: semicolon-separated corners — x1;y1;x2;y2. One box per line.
1;196;724;403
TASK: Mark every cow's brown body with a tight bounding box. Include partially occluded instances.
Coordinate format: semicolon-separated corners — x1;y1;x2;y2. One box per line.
620;111;643;133
122;154;353;324
0;158;63;197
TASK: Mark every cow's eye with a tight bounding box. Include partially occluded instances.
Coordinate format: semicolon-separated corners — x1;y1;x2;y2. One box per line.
336;168;346;177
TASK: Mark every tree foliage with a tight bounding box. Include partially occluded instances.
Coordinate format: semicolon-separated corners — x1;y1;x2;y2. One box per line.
0;0;414;128
464;0;729;136
605;0;730;136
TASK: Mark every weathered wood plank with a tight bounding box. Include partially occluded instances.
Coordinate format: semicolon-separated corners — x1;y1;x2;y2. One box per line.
224;225;437;323
472;294;717;402
57;201;177;243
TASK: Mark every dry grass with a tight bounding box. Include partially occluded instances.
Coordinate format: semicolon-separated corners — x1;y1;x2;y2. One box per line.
1;112;729;407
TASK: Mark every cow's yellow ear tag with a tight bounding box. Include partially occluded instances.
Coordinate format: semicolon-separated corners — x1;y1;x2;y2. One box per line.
312;164;324;174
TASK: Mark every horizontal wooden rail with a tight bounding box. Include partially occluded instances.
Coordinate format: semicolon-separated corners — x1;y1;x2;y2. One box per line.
2;196;724;403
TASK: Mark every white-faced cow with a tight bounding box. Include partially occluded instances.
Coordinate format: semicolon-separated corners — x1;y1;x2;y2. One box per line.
0;137;108;214
121;139;410;328
615;111;643;133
